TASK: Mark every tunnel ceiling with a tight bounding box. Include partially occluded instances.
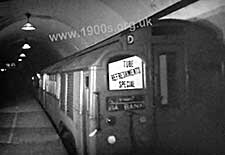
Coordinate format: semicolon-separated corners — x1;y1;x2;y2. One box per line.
0;0;225;72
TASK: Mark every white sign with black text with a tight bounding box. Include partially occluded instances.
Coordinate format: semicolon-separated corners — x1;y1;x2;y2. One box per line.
108;56;144;90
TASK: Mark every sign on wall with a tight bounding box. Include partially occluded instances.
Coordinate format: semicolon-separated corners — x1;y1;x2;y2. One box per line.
108;56;144;90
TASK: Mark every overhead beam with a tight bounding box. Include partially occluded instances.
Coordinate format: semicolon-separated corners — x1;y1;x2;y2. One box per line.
150;0;199;23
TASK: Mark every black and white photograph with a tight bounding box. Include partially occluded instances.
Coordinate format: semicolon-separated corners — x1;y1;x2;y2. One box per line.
0;0;225;154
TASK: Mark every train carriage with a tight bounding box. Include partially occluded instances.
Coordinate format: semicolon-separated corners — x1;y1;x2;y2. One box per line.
37;25;153;155
150;20;225;154
35;19;225;155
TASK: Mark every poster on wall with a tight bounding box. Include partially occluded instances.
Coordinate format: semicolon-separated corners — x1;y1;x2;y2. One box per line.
108;56;144;90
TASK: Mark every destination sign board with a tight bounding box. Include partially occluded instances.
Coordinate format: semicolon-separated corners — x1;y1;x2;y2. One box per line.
108;56;144;90
106;95;145;112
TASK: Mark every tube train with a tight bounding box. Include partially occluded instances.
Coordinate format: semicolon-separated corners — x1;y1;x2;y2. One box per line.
34;19;225;155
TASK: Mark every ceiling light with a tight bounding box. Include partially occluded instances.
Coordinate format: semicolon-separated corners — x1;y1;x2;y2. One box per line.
21;22;36;31
18;58;23;62
5;63;16;68
22;43;31;49
20;53;26;58
6;63;10;67
11;63;16;67
21;13;36;31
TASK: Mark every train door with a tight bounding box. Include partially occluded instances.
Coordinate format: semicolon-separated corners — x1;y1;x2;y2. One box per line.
82;71;89;155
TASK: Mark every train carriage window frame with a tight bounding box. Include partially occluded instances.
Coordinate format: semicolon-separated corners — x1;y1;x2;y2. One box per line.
107;55;146;91
158;52;177;106
56;73;61;100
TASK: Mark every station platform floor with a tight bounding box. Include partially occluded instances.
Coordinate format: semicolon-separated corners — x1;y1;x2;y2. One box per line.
0;95;68;155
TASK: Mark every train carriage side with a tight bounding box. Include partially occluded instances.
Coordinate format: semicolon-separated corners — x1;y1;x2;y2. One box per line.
38;25;153;155
35;19;225;155
185;21;225;154
61;28;153;155
151;19;225;155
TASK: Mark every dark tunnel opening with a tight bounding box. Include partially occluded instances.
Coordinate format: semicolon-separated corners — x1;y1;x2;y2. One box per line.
0;67;34;101
0;49;62;103
0;36;65;103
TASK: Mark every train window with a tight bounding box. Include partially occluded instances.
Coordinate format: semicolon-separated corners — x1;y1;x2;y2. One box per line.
46;74;51;92
159;53;176;105
221;61;225;76
39;78;42;89
74;72;81;111
108;55;145;90
159;55;168;105
48;74;57;96
85;76;89;88
67;72;74;120
84;75;89;112
60;73;67;112
42;74;48;90
65;74;68;114
56;74;61;99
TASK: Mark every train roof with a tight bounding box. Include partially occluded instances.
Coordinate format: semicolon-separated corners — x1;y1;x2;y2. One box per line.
42;52;80;73
41;44;113;74
41;19;184;74
42;19;225;74
60;47;106;72
42;28;123;74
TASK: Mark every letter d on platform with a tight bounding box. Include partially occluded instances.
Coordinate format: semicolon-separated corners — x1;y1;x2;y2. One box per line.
127;34;134;45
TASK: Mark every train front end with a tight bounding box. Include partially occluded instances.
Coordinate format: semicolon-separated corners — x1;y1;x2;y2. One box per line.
88;46;153;155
